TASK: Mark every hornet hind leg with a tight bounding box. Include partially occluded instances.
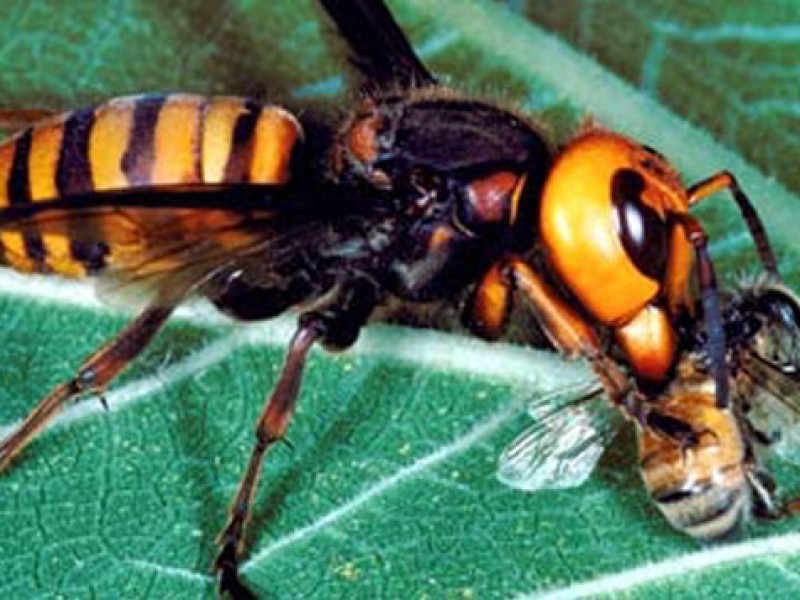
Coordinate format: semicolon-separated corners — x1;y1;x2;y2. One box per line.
215;279;379;598
0;304;173;471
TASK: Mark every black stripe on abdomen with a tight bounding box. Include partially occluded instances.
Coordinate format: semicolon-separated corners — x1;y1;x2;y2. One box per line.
55;107;109;273
56;107;95;196
121;95;166;185
8;129;46;268
223;99;260;183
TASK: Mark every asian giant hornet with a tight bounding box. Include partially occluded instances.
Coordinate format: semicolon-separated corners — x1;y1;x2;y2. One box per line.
0;0;780;596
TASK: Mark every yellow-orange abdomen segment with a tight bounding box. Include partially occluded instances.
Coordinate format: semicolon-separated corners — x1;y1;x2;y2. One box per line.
0;94;302;277
540;131;688;326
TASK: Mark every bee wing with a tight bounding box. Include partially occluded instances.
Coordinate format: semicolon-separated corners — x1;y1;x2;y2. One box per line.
0;185;328;308
739;349;800;463
498;381;625;492
318;0;437;93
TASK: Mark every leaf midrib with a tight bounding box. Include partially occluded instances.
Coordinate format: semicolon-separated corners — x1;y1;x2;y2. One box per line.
2;1;799;596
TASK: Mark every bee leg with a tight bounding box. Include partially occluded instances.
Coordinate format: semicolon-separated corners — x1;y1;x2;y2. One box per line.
215;281;379;597
624;399;714;457
740;414;778;447
747;469;783;520
687;171;779;278
642;410;700;446
643;402;727;458
0;304;173;471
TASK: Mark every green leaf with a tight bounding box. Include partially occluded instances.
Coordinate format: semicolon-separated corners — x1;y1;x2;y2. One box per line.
0;1;799;599
515;0;800;202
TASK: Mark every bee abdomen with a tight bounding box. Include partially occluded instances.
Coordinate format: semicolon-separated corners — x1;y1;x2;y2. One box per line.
650;476;750;541
0;94;302;277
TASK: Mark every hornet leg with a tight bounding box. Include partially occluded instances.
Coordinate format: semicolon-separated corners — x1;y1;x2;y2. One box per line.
469;257;638;418
0;304;174;471
687;171;779;278
468;257;699;441
215;280;379;598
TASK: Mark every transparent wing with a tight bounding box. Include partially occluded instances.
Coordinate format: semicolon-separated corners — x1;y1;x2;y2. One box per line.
729;280;800;463
739;349;800;464
498;380;625;492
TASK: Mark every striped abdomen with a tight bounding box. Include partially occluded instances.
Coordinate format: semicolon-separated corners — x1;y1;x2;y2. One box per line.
0;94;302;277
639;377;751;541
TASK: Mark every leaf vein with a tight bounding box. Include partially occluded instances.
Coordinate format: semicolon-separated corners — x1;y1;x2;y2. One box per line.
126;558;212;585
0;332;248;440
241;402;520;574
528;532;800;599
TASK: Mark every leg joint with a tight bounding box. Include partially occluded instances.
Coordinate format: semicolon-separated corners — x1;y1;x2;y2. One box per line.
75;367;96;392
